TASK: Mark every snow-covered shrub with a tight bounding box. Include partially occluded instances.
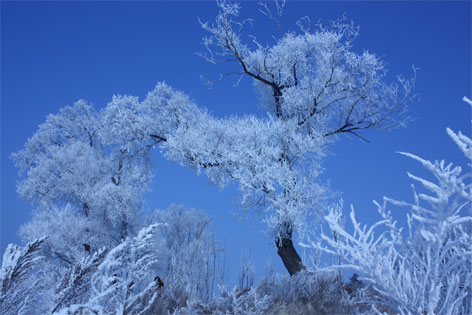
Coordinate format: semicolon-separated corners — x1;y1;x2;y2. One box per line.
1;204;226;314
53;304;103;315
179;270;358;314
85;224;163;314
51;248;108;313
307;97;472;314
0;237;49;315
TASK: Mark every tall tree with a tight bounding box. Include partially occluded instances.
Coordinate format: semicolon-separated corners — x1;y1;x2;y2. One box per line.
12;100;152;263
157;0;414;275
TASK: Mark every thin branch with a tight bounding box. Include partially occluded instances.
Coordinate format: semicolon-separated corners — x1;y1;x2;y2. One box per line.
258;0;286;37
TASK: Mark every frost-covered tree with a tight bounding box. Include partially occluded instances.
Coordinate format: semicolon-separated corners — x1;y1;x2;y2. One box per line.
12;100;152;263
152;0;414;275
9;99;162;314
308;97;472;314
92;0;414;276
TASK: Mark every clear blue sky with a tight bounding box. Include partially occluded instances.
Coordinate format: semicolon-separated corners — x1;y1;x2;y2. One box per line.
1;1;471;287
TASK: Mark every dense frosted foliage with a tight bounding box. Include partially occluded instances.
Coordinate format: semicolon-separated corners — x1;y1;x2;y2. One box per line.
20;205;106;265
99;81;328;243
308;98;472;314
163;110;327;237
12;101;148;262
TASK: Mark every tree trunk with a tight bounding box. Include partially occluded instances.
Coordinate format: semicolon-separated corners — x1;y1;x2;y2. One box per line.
276;234;305;276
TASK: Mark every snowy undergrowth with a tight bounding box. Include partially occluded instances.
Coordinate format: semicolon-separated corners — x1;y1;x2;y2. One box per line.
305;97;472;314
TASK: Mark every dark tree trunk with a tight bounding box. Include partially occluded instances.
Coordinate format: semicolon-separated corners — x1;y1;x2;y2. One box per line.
276;233;305;276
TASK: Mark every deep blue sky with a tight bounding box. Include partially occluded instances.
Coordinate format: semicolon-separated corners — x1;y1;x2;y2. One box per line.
1;1;471;287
